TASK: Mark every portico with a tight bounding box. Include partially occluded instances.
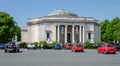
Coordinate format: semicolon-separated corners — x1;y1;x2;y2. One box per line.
56;25;84;43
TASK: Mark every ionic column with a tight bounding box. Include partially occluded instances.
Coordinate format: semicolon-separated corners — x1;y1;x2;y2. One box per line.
57;25;60;42
79;26;81;43
72;25;75;43
65;25;67;43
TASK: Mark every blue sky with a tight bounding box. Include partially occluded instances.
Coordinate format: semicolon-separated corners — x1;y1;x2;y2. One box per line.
0;0;120;27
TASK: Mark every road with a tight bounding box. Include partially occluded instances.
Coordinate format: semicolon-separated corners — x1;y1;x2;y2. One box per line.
0;49;120;66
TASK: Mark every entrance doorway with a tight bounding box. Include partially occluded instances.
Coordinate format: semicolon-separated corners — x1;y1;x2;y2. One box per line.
67;33;71;43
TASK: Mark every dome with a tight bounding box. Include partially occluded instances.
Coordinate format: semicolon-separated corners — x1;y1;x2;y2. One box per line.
48;9;78;17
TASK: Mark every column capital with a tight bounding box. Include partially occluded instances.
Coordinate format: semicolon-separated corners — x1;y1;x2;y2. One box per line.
56;25;60;26
72;25;75;27
65;25;68;27
57;25;60;27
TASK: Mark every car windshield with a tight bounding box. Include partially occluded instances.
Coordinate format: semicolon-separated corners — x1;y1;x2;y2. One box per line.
107;44;113;47
101;44;106;47
76;44;83;47
6;42;15;46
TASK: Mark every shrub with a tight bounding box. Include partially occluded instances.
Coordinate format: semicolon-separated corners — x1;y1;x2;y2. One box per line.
39;40;47;49
34;42;39;48
49;41;58;48
96;41;103;46
84;41;93;49
18;42;27;48
39;40;47;45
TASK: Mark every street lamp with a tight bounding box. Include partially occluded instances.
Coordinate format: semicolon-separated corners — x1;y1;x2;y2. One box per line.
15;33;17;42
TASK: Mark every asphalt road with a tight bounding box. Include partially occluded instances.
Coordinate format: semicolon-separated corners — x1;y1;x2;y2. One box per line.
0;49;120;66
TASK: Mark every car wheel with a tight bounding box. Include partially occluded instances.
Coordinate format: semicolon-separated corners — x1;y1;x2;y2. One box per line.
72;50;75;52
81;50;84;52
102;51;104;54
17;49;19;52
98;51;100;53
71;50;74;52
104;51;108;54
4;50;7;53
34;47;36;50
113;52;116;54
27;48;30;50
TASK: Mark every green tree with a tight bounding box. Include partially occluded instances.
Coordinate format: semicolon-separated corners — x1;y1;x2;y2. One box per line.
105;22;113;41
112;17;120;42
14;26;21;41
101;17;120;43
101;19;110;41
0;11;21;43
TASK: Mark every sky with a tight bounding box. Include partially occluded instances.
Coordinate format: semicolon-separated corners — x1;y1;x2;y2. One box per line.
0;0;120;27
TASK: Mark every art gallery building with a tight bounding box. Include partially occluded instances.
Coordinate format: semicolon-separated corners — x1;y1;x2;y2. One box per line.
21;9;100;44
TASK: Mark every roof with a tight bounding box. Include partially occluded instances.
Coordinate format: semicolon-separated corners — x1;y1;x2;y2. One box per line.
47;9;78;17
27;9;100;25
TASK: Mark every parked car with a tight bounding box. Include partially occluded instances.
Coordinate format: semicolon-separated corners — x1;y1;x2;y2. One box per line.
4;42;19;53
114;43;120;51
0;43;5;49
27;44;35;49
64;44;73;50
71;44;84;52
54;43;62;49
97;43;116;54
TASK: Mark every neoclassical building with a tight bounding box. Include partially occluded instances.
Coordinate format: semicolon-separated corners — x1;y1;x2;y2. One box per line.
21;9;100;44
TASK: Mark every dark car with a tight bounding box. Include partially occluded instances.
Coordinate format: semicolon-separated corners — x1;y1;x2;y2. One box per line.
97;43;116;54
114;43;120;51
4;42;19;53
54;43;62;49
0;43;5;49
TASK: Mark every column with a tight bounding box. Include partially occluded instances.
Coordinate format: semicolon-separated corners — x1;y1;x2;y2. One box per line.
79;26;81;43
65;25;67;43
72;25;75;43
53;25;56;41
83;26;85;43
57;25;60;42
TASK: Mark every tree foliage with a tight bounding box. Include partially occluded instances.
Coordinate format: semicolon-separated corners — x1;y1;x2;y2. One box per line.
101;19;109;41
101;17;120;42
0;11;21;43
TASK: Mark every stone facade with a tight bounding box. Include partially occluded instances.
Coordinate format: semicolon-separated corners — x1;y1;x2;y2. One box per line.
21;9;100;44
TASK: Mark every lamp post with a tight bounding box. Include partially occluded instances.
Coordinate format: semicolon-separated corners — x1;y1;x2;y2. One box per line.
15;33;17;45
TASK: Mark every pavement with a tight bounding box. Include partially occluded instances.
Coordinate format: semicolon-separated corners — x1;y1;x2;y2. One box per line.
0;49;120;66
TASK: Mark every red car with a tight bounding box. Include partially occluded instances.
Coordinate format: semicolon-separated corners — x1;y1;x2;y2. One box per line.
64;44;73;50
97;44;116;54
71;44;84;52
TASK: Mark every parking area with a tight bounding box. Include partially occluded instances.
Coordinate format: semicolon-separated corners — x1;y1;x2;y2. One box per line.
0;49;120;66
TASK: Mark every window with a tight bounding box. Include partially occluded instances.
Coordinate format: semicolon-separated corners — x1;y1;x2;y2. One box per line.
75;26;78;35
46;33;50;39
46;32;50;40
61;26;64;34
88;33;91;40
